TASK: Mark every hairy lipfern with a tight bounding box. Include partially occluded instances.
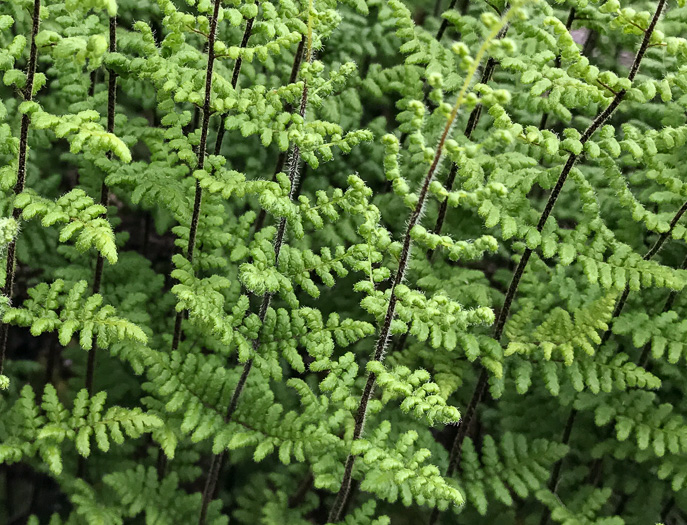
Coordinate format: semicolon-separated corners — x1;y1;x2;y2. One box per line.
2;0;687;524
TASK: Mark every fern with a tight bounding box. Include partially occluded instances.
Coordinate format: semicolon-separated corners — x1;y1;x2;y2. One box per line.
3;0;687;523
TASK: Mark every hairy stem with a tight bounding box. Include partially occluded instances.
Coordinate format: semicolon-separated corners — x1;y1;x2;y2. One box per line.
429;21;508;252
213;13;256;156
42;334;59;393
435;2;666;523
539;7;576;130
85;16;118;398
253;34;307;233
78;15;118;483
639;253;687;368
328;110;448;524
163;0;257;484
288;471;315;509
0;0;41;377
436;0;470;41
169;0;225;354
327;14;515;523
660;496;675;522
539;93;678;525
197;45;312;525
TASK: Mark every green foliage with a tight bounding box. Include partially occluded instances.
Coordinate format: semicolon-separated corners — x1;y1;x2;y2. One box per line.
15;189;118;263
0;384;160;476
2;0;687;524
3;279;147;349
459;432;568;516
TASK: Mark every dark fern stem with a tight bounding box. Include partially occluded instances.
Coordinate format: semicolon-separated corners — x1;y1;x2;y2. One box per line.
428;47;502;246
88;69;97;98
582;27;598;59
660;496;676;522
410;28;508;355
75;69;99;190
0;0;41;378
42;334;59;394
158;0;229;483
85;16;118;398
612;492;630;516
539;7;576;131
639;253;687;369
394;11;505;355
327;74;471;525
600;197;687;348
433;0;443;18
586;204;687;489
427;18;512;262
253;34;307;233
169;0;225;355
433;2;666;523
394;0;469;150
436;0;470;42
540;195;687;525
288;471;315;509
197;49;312;525
213;12;257;157
78;16;118;482
435;0;458;42
537;408;578;525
